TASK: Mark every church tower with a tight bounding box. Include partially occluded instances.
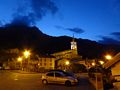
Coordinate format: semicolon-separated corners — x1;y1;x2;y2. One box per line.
71;35;78;55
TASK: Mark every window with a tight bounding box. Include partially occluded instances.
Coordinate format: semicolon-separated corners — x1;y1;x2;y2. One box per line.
39;58;42;62
55;72;62;77
47;72;54;76
50;63;52;66
50;59;52;62
44;58;46;62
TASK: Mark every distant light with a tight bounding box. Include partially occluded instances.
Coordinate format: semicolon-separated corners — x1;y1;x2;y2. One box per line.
99;61;104;65
105;55;112;60
23;50;31;58
92;62;95;66
65;61;70;65
17;57;22;62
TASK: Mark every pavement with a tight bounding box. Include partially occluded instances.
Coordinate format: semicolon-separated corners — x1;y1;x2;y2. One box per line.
0;70;96;90
10;70;41;74
7;70;120;90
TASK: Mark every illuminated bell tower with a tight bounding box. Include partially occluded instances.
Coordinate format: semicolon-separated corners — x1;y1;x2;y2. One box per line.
71;35;78;55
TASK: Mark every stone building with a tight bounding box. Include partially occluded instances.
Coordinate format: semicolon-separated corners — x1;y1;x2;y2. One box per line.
51;37;82;70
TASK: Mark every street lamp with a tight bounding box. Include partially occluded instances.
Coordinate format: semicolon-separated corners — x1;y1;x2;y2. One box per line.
17;57;22;62
99;61;104;65
23;50;31;58
64;61;70;71
105;55;112;60
23;50;31;71
65;61;70;65
17;57;23;70
92;62;96;66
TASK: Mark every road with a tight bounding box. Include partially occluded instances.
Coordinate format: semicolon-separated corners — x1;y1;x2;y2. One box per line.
0;70;95;90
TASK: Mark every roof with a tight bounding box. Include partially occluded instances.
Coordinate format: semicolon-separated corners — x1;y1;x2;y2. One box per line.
51;50;72;56
104;52;120;69
38;54;55;58
31;54;55;60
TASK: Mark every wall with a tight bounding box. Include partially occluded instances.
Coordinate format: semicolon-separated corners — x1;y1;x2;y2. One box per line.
112;61;120;81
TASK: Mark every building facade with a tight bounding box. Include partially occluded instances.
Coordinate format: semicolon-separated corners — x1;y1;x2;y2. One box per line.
104;52;120;87
37;56;55;70
21;55;55;72
104;52;120;80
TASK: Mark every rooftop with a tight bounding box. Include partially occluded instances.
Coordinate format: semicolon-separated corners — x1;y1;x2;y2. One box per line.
104;52;120;69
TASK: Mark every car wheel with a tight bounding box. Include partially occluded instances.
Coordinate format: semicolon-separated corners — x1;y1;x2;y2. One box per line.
42;79;48;85
65;81;71;86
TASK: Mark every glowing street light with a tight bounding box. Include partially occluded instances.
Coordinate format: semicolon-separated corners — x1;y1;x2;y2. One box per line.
92;62;95;66
23;50;31;58
105;55;112;60
99;61;104;65
65;61;70;65
22;50;31;71
64;61;70;71
17;57;22;62
17;57;23;70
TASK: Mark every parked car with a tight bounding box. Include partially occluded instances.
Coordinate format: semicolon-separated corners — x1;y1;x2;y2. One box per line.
41;70;78;86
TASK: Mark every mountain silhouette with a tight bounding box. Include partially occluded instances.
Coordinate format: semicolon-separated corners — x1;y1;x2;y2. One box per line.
0;24;120;59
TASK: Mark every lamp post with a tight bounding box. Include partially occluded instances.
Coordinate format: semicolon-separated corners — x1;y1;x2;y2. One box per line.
23;50;31;71
17;57;23;70
17;57;22;62
65;61;70;71
65;61;70;66
105;55;112;60
99;61;104;65
98;60;104;90
92;62;96;66
23;50;31;58
94;59;99;90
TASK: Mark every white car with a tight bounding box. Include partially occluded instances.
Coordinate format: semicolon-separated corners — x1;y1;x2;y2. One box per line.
41;70;78;86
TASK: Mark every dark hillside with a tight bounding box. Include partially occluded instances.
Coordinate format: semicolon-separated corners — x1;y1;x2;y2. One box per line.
0;24;119;59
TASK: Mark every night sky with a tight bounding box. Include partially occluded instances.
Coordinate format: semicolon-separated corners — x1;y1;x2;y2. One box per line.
0;0;120;44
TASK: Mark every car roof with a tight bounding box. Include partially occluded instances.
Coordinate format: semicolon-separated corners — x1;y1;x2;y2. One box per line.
48;70;65;72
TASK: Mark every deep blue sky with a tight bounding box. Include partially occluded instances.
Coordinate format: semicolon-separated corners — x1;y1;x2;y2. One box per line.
0;0;120;44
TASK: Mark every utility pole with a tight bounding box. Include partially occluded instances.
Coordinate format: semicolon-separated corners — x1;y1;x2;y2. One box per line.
95;59;98;90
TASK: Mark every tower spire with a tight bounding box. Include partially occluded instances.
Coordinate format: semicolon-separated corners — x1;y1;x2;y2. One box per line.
70;34;78;55
72;33;75;42
71;34;77;50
